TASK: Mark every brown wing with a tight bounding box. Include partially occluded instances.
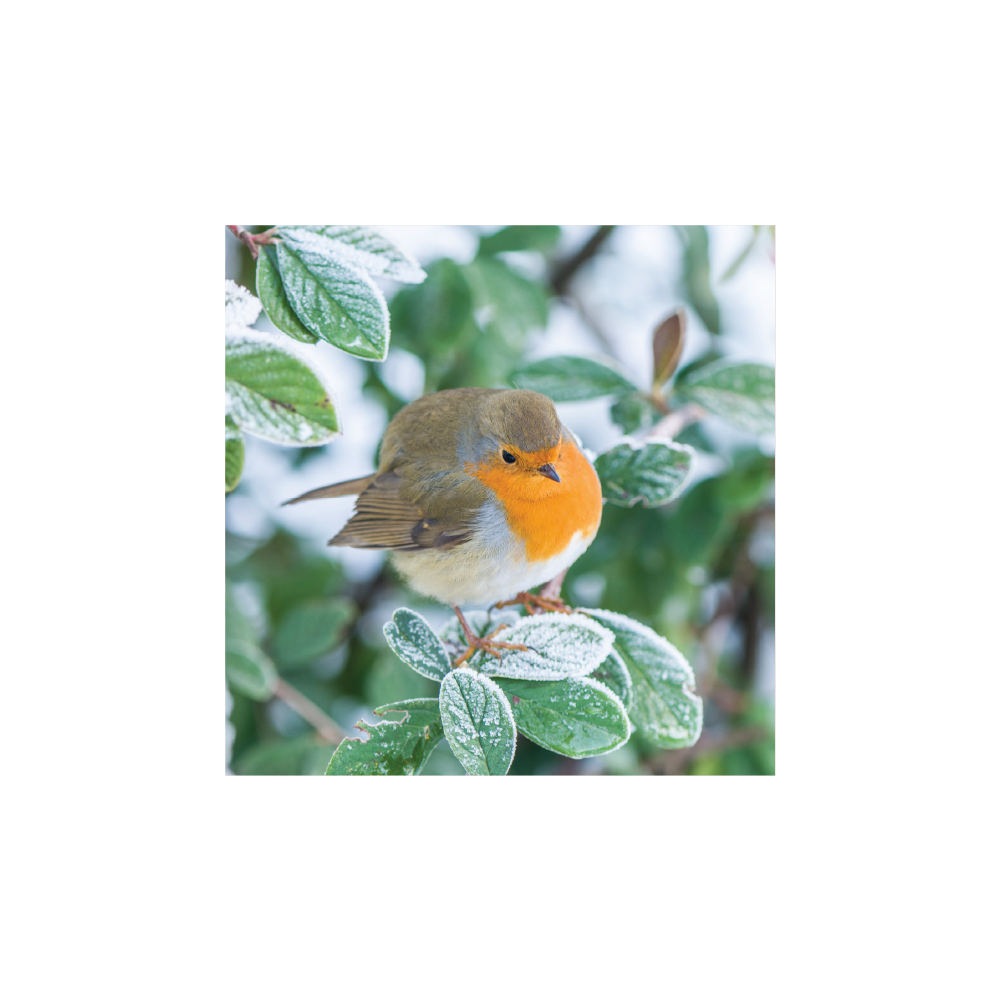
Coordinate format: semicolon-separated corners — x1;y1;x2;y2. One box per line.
328;471;474;551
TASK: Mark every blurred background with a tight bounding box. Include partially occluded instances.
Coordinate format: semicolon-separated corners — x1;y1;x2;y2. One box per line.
225;225;775;775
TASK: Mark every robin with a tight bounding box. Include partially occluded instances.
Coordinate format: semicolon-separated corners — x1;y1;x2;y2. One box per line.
284;387;603;664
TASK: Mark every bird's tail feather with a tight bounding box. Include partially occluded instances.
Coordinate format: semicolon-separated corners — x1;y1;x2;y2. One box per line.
281;473;377;506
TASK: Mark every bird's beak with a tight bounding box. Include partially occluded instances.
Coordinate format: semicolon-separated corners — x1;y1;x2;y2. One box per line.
538;463;561;482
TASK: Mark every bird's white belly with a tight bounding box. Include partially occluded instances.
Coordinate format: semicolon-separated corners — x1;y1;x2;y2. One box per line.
390;497;596;608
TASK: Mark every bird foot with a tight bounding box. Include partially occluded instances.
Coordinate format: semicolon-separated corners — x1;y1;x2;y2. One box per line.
494;591;573;616
450;605;530;667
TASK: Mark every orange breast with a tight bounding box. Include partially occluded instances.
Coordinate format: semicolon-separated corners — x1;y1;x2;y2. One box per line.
467;440;603;562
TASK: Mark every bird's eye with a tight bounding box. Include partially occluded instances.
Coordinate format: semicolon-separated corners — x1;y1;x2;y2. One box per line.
502;450;516;464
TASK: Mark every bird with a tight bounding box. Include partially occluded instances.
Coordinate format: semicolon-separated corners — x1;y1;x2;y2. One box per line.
283;387;603;664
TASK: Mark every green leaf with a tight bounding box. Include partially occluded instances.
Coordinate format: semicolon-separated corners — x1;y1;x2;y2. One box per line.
225;640;278;701
389;258;473;354
384;608;453;681
676;225;720;335
256;245;318;343
235;735;332;775
509;355;638;402
325;698;444;776
275;228;390;360
495;676;629;759
582;609;702;749
462;612;615;680
589;649;633;714
292;226;426;283
273;597;355;667
225;332;340;445
225;584;259;646
675;360;775;433
439;669;517;775
609;393;658;434
478;225;561;256
594;440;695;507
225;416;244;493
463;256;548;346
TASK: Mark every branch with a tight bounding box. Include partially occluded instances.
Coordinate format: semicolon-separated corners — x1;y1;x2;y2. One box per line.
549;225;616;296
273;678;345;745
226;225;279;261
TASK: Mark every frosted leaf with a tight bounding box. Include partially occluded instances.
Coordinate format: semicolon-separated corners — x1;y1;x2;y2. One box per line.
594;439;695;508
675;360;775;434
439;668;516;776
581;608;703;749
225;331;340;446
225;640;277;701
276;228;390;360
293;225;427;284
225;280;262;333
438;608;523;654
256;246;318;344
384;608;452;681
509;354;638;402
326;698;443;776
589;648;633;714
467;612;614;681
495;676;629;759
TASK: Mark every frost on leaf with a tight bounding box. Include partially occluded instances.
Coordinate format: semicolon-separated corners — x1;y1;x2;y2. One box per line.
225;279;262;333
384;608;452;681
589;648;633;714
275;228;390;360
439;669;516;776
462;612;614;680
581;608;703;749
256;246;319;344
225;640;277;701
225;331;340;445
495;676;630;759
326;698;444;776
292;226;427;284
594;440;695;508
675;360;775;434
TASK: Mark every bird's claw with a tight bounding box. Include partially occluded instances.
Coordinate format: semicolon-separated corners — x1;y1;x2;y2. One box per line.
494;591;573;616
452;623;530;667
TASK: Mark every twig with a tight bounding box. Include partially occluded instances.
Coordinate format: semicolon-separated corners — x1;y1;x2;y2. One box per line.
273;678;345;745
226;225;279;261
550;225;616;295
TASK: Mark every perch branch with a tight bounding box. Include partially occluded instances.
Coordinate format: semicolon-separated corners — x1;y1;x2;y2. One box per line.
550;225;616;295
273;678;345;745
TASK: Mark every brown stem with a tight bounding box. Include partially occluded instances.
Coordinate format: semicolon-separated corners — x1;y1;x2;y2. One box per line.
273;678;345;745
226;225;280;261
550;225;616;295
